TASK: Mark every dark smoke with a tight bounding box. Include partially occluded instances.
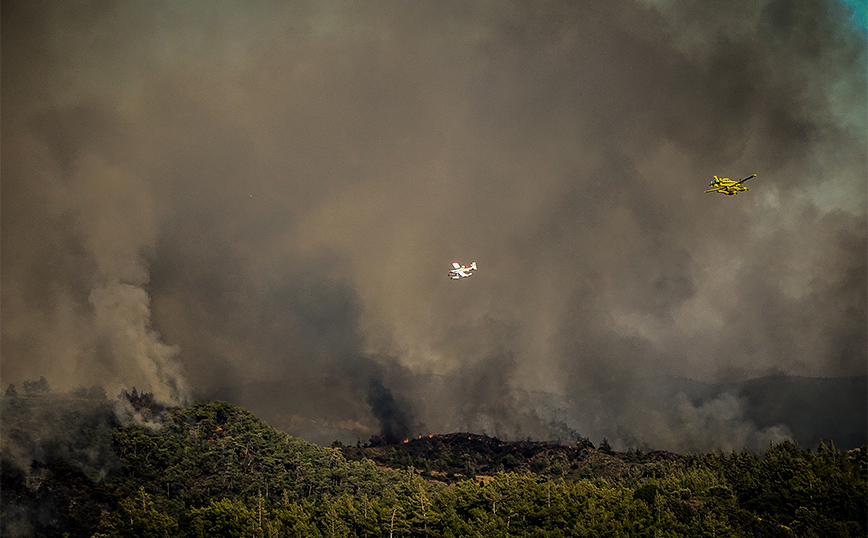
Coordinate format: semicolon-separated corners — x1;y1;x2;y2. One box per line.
366;376;412;444
2;0;865;452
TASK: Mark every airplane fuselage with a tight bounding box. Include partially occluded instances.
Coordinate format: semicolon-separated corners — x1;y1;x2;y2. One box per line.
705;174;756;195
448;261;477;279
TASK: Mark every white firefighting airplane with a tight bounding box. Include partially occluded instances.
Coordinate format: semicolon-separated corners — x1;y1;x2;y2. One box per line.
448;261;477;279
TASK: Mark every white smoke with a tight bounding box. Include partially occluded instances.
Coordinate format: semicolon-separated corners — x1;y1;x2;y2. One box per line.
90;280;188;405
669;392;793;452
57;154;189;405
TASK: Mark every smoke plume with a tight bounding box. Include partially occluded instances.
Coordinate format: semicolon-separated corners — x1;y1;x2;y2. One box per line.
2;0;865;451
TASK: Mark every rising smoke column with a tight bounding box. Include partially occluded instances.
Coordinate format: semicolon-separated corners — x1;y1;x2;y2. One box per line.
1;128;190;405
1;2;191;405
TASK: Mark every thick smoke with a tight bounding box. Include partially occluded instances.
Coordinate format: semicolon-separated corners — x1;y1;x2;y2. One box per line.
366;376;412;444
2;0;865;451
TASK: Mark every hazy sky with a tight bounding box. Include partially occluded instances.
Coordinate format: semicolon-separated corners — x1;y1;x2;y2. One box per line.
2;0;865;451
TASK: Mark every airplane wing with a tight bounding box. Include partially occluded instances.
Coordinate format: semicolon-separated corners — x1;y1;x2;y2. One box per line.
452;262;461;269
704;175;755;193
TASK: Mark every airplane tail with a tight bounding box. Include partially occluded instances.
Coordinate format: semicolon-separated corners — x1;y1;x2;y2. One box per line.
470;262;477;270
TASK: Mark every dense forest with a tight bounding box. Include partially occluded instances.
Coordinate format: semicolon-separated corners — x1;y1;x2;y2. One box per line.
1;388;866;537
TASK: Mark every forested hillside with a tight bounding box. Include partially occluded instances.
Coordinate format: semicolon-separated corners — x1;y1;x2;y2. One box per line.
1;392;866;537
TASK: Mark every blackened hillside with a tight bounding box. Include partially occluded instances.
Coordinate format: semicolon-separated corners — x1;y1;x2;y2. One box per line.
341;432;680;483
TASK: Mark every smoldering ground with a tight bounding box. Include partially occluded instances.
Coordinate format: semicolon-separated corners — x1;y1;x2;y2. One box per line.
2;0;865;451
